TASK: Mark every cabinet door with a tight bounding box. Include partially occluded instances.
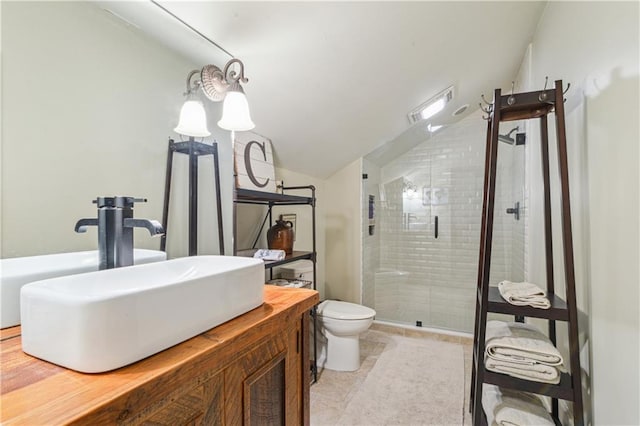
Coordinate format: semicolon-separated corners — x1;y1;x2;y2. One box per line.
244;351;287;425
224;315;307;426
224;331;289;425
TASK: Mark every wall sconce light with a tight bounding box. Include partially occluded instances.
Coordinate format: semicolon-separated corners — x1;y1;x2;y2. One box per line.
403;180;418;199
174;58;255;136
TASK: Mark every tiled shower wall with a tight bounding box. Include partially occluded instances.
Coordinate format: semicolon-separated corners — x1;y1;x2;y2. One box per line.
362;111;525;333
507;123;526;283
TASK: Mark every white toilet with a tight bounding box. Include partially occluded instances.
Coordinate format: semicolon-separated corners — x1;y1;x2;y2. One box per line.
316;300;376;372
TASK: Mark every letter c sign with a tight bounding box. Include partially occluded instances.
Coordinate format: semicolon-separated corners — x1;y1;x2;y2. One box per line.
244;140;270;188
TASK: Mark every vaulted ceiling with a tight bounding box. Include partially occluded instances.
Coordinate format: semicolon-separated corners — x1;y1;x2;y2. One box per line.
97;1;547;178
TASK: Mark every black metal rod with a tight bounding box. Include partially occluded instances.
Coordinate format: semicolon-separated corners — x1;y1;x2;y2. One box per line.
188;138;198;256
232;186;237;255
434;215;439;239
281;185;312;191
212;143;225;255
268;203;273;280
251;210;271;249
160;139;175;252
310;185;317;384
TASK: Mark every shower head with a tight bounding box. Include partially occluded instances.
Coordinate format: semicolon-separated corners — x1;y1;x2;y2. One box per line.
498;127;526;146
498;127;518;145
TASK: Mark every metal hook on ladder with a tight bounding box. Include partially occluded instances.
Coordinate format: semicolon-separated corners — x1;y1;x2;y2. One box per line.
478;102;492;113
507;81;516;106
480;94;494;120
479;104;492;120
562;82;571;103
539;76;550;102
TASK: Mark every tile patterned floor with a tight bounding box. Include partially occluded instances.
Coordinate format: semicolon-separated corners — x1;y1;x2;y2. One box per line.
310;323;473;425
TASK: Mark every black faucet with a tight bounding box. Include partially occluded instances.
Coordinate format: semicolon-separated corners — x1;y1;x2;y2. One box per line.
75;196;165;270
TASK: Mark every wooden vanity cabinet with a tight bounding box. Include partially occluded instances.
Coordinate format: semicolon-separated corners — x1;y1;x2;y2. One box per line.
0;286;318;426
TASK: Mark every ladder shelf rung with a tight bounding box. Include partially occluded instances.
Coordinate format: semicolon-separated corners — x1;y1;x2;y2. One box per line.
483;370;575;401
479;403;562;426
479;406;561;426
478;287;569;321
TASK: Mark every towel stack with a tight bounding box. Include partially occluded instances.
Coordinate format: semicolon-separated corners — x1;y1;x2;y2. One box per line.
482;384;554;426
498;280;551;309
485;320;564;384
253;249;286;261
267;278;309;288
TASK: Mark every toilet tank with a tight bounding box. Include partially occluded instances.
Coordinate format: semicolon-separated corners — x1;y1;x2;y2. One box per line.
279;260;314;283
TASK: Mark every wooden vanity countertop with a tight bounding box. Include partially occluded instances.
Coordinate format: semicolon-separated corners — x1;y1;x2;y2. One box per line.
0;285;319;425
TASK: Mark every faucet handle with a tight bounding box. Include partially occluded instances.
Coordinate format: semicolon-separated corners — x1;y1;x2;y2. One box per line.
91;196;148;208
124;218;164;236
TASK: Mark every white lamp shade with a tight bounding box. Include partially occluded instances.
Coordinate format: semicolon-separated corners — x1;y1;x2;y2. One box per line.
174;100;211;137
217;91;255;131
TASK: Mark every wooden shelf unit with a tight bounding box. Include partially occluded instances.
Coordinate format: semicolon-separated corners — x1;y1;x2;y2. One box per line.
471;80;584;425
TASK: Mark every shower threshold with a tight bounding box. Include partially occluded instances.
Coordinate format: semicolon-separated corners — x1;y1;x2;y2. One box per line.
372;320;473;340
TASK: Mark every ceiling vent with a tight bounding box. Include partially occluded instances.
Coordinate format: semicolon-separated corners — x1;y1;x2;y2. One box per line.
408;86;454;124
452;104;469;116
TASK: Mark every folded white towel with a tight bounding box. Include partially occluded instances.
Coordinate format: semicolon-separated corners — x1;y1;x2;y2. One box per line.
485;358;560;384
253;249;286;261
498;281;551;309
485;321;563;384
482;384;554;426
486;321;564;366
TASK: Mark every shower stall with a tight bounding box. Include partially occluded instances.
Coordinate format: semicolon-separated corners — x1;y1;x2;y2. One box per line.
362;112;526;333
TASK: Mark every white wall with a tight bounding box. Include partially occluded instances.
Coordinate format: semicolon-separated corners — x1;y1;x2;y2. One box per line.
1;2;234;259
324;158;362;303
523;2;639;424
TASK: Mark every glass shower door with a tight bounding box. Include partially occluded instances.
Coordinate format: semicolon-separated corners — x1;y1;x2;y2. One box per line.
374;166;432;326
365;114;526;333
426;137;484;333
396;169;432;326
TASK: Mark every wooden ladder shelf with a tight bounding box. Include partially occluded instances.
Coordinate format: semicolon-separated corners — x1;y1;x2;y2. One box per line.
471;80;584;425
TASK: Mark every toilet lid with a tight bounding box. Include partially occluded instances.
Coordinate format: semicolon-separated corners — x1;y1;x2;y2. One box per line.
317;300;376;320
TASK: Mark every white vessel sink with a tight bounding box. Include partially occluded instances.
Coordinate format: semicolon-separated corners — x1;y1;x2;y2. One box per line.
0;249;166;328
21;255;264;373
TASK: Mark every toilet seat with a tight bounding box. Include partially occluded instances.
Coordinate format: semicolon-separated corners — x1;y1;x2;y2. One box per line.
317;300;376;320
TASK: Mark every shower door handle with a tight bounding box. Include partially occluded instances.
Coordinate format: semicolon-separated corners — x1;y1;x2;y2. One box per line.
434;215;439;239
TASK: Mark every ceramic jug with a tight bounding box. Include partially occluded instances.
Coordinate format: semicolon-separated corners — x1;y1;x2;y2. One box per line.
267;218;294;254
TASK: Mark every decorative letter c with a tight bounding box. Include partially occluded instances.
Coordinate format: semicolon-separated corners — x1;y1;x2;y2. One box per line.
244;140;270;188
